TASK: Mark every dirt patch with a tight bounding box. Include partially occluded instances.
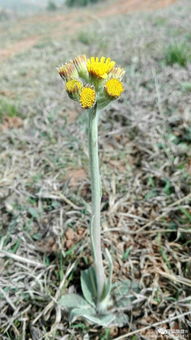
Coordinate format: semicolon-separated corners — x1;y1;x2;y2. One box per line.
98;0;177;17
66;168;87;187
0;116;24;130
0;0;177;62
0;36;39;62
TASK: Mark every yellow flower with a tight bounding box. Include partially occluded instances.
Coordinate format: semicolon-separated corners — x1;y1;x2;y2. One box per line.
105;78;124;98
87;57;115;79
57;55;125;109
58;61;78;80
80;86;96;109
65;79;83;94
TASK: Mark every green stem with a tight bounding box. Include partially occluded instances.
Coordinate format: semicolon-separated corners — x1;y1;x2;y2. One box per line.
88;106;105;307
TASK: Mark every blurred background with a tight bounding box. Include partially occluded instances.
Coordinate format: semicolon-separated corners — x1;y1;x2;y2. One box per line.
0;0;191;339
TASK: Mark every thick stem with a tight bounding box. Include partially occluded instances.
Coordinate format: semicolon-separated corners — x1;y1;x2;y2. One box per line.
88;106;105;306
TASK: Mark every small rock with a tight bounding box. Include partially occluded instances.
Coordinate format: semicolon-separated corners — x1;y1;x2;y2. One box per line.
109;326;119;337
65;228;75;241
65;240;74;249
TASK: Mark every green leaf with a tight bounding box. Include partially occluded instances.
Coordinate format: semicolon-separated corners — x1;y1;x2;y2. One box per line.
101;248;113;301
69;306;94;322
70;307;115;326
80;266;97;307
90;215;96;260
122;247;132;261
180;208;191;222
181;82;191;91
59;294;89;310
113;312;129;327
112;280;140;309
28;207;39;219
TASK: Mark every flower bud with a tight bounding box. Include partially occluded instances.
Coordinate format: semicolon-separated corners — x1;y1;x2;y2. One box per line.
57;61;78;81
73;55;89;81
65;79;83;101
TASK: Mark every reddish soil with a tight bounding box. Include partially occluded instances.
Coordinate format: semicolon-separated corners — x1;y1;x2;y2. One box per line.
0;0;177;62
98;0;177;17
0;36;39;61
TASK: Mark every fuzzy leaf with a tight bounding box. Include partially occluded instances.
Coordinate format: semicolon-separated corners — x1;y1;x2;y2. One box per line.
59;294;89;310
90;215;96;260
70;307;115;326
113;312;129;327
112;280;141;310
80;266;97;307
113;280;140;296
102;248;113;300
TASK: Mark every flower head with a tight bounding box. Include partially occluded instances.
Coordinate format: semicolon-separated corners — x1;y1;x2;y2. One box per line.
73;55;89;80
87;57;115;79
65;79;83;100
58;61;78;80
57;55;125;110
109;66;125;80
65;79;83;94
80;86;96;109
105;78;124;98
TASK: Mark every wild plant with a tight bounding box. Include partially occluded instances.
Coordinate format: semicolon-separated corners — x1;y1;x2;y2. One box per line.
57;56;138;326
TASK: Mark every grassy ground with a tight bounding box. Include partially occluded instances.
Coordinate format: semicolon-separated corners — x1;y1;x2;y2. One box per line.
0;0;191;339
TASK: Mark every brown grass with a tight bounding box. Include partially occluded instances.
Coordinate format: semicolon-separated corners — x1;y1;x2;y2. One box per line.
0;0;191;339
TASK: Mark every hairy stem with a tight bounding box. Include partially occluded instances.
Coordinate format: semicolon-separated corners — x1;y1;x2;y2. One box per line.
88;106;105;306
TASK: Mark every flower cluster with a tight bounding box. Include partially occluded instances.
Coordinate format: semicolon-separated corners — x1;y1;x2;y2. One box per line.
57;55;125;110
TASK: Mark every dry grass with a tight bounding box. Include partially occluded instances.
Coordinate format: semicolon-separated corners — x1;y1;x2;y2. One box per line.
0;0;191;339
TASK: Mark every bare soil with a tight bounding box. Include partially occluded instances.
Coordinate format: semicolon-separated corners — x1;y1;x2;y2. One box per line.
0;0;177;62
0;0;190;339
